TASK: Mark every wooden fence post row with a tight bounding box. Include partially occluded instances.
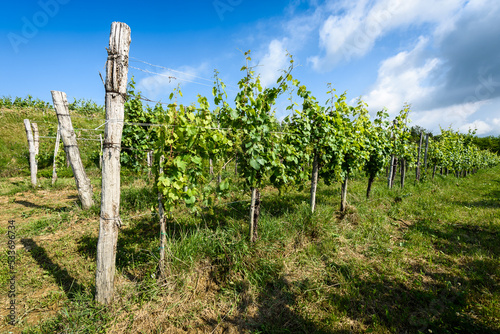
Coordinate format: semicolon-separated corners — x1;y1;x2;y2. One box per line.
95;21;131;305
51;91;94;209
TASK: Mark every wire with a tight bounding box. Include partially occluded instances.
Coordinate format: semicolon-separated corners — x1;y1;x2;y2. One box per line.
130;66;215;89
131;57;214;83
38;136;101;142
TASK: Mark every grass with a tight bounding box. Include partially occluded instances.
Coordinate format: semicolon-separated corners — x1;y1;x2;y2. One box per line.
0;105;499;333
0;165;497;333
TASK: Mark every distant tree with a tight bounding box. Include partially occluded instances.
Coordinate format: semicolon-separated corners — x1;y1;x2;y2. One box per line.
472;135;500;154
409;125;433;143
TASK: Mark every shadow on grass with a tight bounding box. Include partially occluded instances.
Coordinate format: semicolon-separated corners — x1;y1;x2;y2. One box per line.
76;209;239;282
14;200;72;212
260;192;311;218
411;220;499;257
321;270;497;333
21;238;84;299
223;276;334;334
451;192;500;209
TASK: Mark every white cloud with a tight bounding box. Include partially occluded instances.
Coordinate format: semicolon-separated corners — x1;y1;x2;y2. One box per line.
412;101;487;134
257;39;289;88
308;0;465;71
363;37;441;114
459;120;493;135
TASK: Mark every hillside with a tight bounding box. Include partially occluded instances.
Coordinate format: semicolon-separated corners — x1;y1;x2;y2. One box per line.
0;103;499;333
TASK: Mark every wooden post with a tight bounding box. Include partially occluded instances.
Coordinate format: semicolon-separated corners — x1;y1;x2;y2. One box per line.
52;124;61;185
310;152;319;213
31;123;39;156
52;91;94;209
157;155;166;279
249;187;260;242
147;150;153;178
423;134;429;172
99;134;103;169
340;175;348;212
23;119;37;187
416;132;423;181
209;158;214;175
391;156;398;186
400;158;406;188
387;155;394;188
95;22;131;305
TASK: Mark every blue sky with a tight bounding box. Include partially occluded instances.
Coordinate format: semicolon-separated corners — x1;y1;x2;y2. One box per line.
2;0;500;136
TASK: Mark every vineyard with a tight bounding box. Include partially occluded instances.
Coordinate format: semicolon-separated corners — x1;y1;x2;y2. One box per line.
1;22;499;333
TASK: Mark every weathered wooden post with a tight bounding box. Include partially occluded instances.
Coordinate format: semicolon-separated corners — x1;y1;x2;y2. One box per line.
99;134;103;169
249;187;261;242
52;91;94;209
95;22;131;305
400;158;406;188
31;123;39;157
23;119;37;187
310;152;319;213
157;155;166;279
340;175;348;212
147;150;153;178
423;134;429;173
51;124;61;185
416;132;424;181
387;155;395;188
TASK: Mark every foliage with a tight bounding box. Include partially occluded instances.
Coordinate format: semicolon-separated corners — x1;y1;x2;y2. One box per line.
68;98;105;116
0;95;51;110
363;108;392;180
121;79;162;171
154;93;232;214
219;51;295;190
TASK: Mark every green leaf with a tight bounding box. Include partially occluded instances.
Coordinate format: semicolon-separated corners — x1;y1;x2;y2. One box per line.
249;159;260;170
219;180;229;191
185;196;196;205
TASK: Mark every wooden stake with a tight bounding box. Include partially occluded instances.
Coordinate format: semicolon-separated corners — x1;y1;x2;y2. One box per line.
95;22;131;305
423;134;429;172
52;91;94;209
157;155;166;279
31;123;39;156
416;132;424;181
147;150;153;178
310;152;319;213
23;119;37;187
391;156;398;186
99;134;103;169
249;187;260;242
52;124;61;185
340;175;348;212
400;158;406;188
387;155;395;188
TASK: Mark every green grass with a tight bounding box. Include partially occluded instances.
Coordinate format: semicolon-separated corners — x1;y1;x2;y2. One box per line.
1;167;496;333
